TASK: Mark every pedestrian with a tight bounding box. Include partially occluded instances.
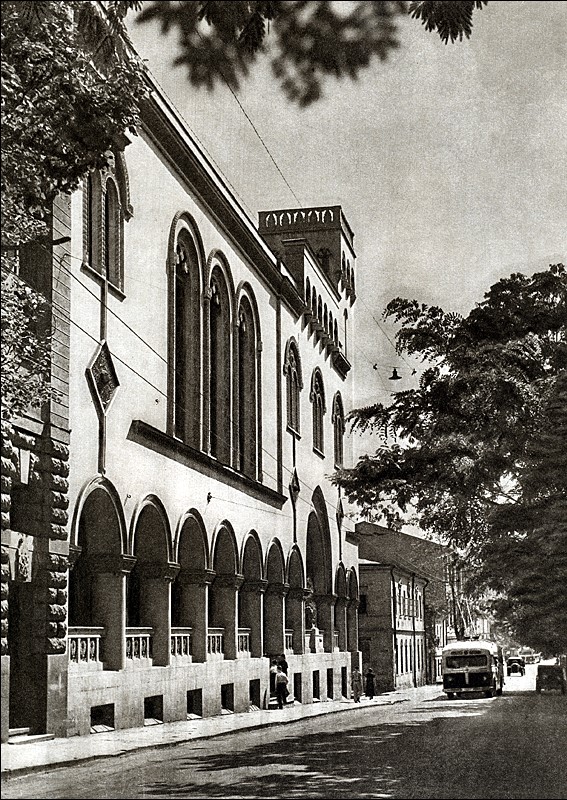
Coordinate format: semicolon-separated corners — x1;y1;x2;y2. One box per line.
351;667;363;703
275;665;289;709
278;653;289;674
365;667;375;700
269;658;279;695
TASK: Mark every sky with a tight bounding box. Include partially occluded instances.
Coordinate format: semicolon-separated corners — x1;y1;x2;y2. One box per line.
128;1;567;415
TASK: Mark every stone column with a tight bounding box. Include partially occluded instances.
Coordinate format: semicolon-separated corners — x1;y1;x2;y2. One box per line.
314;593;337;653
264;582;289;657
177;568;215;663
211;574;244;660
89;552;136;671
347;597;360;669
335;597;348;651
239;579;267;658
138;561;180;666
285;586;305;654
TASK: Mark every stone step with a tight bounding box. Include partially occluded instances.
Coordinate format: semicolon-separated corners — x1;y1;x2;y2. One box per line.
8;727;30;737
8;732;55;745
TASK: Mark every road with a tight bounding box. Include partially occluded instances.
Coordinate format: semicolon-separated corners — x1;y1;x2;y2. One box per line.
3;664;566;800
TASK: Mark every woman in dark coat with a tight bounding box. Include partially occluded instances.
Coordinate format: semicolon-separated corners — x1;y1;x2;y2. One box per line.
365;668;375;700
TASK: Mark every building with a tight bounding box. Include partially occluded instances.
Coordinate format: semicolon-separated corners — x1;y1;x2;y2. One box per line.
358;558;427;692
1;45;361;740
356;523;452;688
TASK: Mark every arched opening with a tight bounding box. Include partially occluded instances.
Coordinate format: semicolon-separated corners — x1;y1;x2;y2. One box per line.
209;526;240;659
127;502;173;666
335;564;348;651
239;534;264;658
171;513;209;662
263;541;287;659
209;268;232;465
174;228;201;448
237;296;258;479
305;488;334;652
286;547;305;655
69;485;126;672
104;178;121;287
347;568;360;663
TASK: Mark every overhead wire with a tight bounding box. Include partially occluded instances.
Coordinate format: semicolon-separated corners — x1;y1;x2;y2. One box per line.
10;255;356;531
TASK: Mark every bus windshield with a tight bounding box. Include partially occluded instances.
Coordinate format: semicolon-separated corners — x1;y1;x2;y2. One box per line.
445;654;488;669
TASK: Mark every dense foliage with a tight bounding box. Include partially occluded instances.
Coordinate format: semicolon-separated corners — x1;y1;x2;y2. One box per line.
135;1;488;107
334;264;567;653
1;1;147;422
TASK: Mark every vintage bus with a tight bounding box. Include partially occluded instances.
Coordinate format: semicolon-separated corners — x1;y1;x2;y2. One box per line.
441;640;504;698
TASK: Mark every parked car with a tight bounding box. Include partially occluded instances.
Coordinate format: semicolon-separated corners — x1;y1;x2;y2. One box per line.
507;657;526;676
535;664;567;694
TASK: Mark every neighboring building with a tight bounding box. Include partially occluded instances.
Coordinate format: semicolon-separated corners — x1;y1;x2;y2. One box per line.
357;523;452;687
1;39;361;740
358;559;427;691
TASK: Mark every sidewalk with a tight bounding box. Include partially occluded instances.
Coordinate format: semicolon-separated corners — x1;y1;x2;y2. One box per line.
1;685;441;778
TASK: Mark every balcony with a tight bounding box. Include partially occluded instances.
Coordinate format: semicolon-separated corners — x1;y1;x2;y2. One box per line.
207;627;224;660
126;627;153;663
68;627;104;670
171;627;192;660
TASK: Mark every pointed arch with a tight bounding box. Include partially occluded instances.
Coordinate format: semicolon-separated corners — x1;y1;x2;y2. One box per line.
283;337;303;435
332;391;345;467
208;253;234;465
236;284;261;479
310;368;326;455
168;213;204;446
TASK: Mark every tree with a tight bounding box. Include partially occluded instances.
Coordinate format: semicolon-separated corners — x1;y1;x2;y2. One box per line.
333;264;567;651
134;1;488;107
1;1;147;422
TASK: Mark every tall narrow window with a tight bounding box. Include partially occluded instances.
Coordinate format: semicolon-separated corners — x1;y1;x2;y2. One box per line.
332;393;345;467
83;149;130;292
209;269;231;464
174;229;201;447
237;296;258;479
283;339;302;435
310;369;326;455
104;178;121;288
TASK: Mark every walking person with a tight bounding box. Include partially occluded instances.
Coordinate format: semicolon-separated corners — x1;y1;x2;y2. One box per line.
351;666;363;703
365;667;375;700
278;653;289;675
275;665;289;709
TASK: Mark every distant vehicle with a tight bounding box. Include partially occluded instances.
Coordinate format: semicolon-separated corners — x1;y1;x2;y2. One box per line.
442;640;504;699
507;656;526;676
535;664;566;694
519;647;541;664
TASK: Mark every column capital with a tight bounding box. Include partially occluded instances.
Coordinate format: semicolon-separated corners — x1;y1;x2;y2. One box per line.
265;581;290;597
88;553;137;576
314;593;337;608
213;573;245;590
136;561;180;582
240;578;268;594
178;568;216;587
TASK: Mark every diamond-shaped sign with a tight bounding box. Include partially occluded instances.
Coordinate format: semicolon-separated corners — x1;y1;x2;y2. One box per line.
87;341;119;416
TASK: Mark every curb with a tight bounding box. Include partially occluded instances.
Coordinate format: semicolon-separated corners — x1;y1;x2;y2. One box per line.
1;693;428;779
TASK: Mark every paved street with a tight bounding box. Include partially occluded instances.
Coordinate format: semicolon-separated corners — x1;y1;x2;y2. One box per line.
3;665;566;800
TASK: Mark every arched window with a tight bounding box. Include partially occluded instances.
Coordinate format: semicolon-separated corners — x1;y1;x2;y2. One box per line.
83;149;130;292
237;295;259;479
103;178;121;287
310;369;326;455
283;339;302;435
209;268;231;464
174;227;201;447
332;392;345;467
305;276;311;305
